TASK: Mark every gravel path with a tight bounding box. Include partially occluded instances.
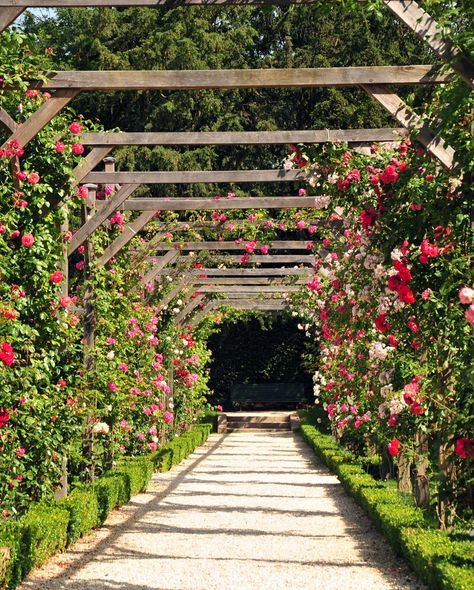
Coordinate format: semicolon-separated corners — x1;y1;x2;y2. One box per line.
20;432;426;590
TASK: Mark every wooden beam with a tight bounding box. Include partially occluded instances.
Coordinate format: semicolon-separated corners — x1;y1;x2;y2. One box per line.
85;170;306;184
195;277;307;285
97;210;156;265
81;128;408;146
216;299;288;309
140;250;179;285
198;285;301;293
0;7;24;33
0;108;18;133
212;254;316;263
175;294;206;325
157;275;192;312
67;185;137;255
190;268;314;276
153;240;314;251
130;230;169;271
1;90;79;150
72;147;113;187
39;66;452;91
96;196;319;211
383;0;474;88
189;301;215;329
362;84;455;169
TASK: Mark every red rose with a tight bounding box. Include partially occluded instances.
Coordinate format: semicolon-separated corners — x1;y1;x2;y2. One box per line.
455;437;474;459
68;122;82;134
0;343;15;366
388;439;400;457
50;271;64;284
0;408;9;428
55;142;66;153
397;284;415;304
380;165;399;184
21;233;35;247
374;313;391;333
72;142;84;155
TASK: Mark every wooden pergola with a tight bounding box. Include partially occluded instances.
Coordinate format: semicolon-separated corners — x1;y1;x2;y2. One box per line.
1;0;472;328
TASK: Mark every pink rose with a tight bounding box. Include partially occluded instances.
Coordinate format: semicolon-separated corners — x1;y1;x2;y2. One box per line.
164;411;174;424
77;186;88;199
27;172;40;185
459;287;474;305
465;304;474;325
21;233;35;247
60;296;72;309
55;142;66;153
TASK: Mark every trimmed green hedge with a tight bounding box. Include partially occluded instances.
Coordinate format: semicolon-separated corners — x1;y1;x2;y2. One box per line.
150;423;213;472
0;422;213;590
301;424;474;590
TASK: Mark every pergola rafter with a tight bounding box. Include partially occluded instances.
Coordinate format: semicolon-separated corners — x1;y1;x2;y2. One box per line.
80;128;408;147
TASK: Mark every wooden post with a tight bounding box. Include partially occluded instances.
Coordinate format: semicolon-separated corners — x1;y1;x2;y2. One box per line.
55;203;70;499
414;432;430;508
397;452;412;494
82;182;97;481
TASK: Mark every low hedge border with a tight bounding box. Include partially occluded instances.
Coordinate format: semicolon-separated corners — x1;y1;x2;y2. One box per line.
300;423;474;590
0;422;214;590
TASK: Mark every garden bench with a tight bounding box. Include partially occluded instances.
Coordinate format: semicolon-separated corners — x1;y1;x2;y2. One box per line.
230;383;306;410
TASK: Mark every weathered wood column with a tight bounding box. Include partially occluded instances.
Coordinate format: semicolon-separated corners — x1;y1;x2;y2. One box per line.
82;182;98;481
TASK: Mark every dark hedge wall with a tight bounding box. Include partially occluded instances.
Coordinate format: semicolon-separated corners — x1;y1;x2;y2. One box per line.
207;314;313;409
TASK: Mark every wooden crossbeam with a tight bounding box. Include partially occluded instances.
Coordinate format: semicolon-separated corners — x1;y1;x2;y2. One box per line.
197;285;300;293
140;250;179;285
95;196;319;211
67;185;137;255
383;0;474;88
189;301;215;329
1;90;79;150
175;294;206;325
212;254;315;263
0;108;18;132
81;128;408;146
153;240;314;251
97;210;156;265
190;268;314;276
86;170;305;184
362;84;455;169
157;275;192;311
0;7;24;33
216;298;288;308
195;277;307;285
35;66;451;91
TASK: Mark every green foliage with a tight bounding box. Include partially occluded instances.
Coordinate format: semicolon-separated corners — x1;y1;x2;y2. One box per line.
150;423;212;472
58;489;100;545
113;457;154;497
18;504;69;574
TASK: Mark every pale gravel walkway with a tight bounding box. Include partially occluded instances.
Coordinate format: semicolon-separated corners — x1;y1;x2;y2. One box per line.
19;432;426;590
